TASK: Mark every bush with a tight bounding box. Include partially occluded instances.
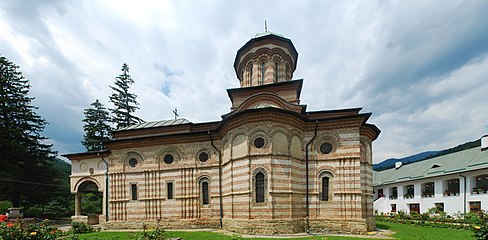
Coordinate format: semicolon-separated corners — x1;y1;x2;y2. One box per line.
136;228;166;240
71;221;96;234
0;220;63;240
0;201;13;215
472;210;488;240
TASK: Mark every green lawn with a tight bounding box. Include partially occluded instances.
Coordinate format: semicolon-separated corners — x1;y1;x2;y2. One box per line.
377;221;474;240
77;221;475;240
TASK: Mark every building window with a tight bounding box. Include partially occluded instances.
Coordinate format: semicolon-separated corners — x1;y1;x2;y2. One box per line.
275;62;278;83
164;154;174;164
254;137;265;148
470;201;481;212
377;188;384;198
200;178;210;205
444;178;460;196
391;204;397;213
473;174;488;194
409;203;420;214
249;64;253;86
131;183;138;200
167;182;174;200
404;185;414;199
198;152;209;162
321;176;330;201
435;202;444;212
255;172;265;203
128;158;138;168
390;187;398;199
422;182;434;198
319;142;333;154
261;62;265;85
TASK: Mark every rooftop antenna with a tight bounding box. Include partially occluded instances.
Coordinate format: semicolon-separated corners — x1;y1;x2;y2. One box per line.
265;20;268;32
172;108;179;120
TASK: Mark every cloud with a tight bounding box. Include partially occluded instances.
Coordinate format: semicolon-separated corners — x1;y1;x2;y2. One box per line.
1;0;487;164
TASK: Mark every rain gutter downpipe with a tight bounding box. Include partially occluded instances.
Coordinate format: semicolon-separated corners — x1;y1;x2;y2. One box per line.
459;174;467;215
209;131;223;229
305;120;318;233
97;152;109;222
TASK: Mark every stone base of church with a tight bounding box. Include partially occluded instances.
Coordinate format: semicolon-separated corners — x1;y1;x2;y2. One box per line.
101;217;372;235
102;218;220;230
309;218;369;234
223;218;305;234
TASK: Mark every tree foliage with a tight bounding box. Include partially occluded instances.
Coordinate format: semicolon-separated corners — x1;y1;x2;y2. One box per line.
0;55;59;207
109;63;143;129
81;99;112;151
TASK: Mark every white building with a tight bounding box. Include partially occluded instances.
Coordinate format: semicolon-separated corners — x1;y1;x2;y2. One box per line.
373;135;488;215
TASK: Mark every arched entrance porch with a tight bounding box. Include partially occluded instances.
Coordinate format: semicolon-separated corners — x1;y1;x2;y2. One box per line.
72;177;104;224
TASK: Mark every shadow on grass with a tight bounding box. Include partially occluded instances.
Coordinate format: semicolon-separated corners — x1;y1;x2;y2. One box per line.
376;223;390;230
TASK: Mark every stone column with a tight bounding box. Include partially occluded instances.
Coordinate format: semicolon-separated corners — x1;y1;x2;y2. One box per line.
75;193;81;216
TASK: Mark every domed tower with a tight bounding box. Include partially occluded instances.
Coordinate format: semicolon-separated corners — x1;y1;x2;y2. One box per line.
234;32;298;87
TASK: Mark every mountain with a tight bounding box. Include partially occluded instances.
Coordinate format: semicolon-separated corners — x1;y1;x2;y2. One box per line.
373;138;481;171
373;151;439;171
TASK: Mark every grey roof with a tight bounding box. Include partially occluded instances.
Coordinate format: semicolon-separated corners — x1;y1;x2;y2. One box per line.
254;31;284;39
115;118;191;131
373;147;488;186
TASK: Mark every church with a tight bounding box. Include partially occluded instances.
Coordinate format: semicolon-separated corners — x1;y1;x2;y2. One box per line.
64;31;380;234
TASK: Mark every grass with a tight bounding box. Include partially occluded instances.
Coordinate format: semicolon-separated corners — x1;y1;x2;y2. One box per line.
77;221;475;239
377;221;474;240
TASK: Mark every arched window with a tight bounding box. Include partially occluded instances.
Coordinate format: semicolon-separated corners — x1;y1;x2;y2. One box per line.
255;172;265;203
321;177;329;201
319;172;333;201
200;178;210;205
131;183;138;200
261;62;265;85
249;64;253;86
275;62;278;83
167;182;174;200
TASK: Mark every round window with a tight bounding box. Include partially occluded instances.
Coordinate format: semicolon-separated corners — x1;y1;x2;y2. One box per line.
320;143;333;154
254;137;265;148
164;154;174;164
128;158;138;167
199;152;209;162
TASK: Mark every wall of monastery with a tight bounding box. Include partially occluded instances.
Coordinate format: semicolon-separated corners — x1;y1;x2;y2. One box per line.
107;139;221;222
70;118;375;234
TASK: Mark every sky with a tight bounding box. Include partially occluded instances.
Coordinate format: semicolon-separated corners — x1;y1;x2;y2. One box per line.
1;0;488;164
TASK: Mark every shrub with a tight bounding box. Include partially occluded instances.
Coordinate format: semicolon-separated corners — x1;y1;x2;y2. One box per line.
0;220;63;240
472;210;488;240
71;221;96;234
0;201;13;215
136;228;166;240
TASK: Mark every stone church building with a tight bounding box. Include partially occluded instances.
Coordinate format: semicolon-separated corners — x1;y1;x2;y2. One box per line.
64;32;380;234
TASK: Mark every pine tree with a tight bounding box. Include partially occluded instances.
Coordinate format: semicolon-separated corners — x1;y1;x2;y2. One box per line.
109;63;143;128
82;99;112;151
0;55;57;206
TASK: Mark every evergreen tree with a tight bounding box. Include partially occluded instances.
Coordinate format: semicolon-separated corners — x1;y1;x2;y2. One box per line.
109;63;143;128
0;55;57;206
81;99;112;151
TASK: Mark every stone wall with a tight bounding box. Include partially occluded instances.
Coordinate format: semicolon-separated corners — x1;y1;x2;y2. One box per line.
103;218;220;230
309;218;368;234
223;218;305;234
